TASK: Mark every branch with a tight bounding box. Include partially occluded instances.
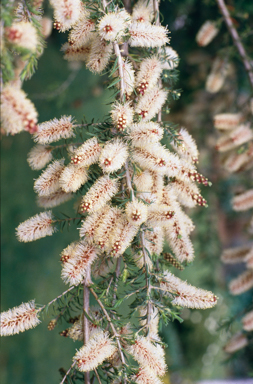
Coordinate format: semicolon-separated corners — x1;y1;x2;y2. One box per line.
140;231;151;330
113;42;125;101
38;285;77;313
216;0;253;90
59;362;76;384
89;288;127;372
153;0;162;122
83;268;91;384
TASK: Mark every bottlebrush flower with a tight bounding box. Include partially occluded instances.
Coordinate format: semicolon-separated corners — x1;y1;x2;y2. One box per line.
216;124;253;152
34;159;65;196
172;128;199;164
92;255;116;279
139;305;160;340
221;245;252;264
213;113;242;130
86;35;113;73
165;219;194;263
196;20;219;47
1;84;38;135
111;101;134;131
128;122;164;145
133;170;153;192
132;143;174;174
0;300;40;336
62;40;92;61
125;200;148;225
98;10;130;42
34;116;75;144
128;336;167;377
50;0;83;32
144;226;164;256
5;21;38;52
163;253;184;270
161;47;179;70
36;189;73;208
60;242;77;263
135;56;163;94
135;87;168;121
245;247;253;269
224;333;248;353
73;329;116;372
249;216;253;235
150;171;164;201
133;251;153;270
172;159;210;187
223;145;253;173
40;17;53;39
129;22;169;48
110;218;139;257
16;211;56;242
94;207;122;250
206;57;228;93
147;204;175;226
229;270;253;295
161;271;218;309
79;176;119;213
232;189;253;212
132;367;163;384
242;310;253;332
99;139;128;174
27;145;53;170
59;164;88;193
71;137;101;167
79;205;111;240
61;242;98;286
167;179;207;208
114;59;135;96
132;0;154;23
68;13;95;47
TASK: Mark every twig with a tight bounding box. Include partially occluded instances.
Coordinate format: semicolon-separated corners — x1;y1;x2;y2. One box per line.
140;231;151;330
153;0;162;123
113;42;126;101
59;362;75;384
125;161;135;201
89;288;127;370
94;368;102;384
83;268;91;384
38;285;77;313
216;0;253;90
112;257;122;305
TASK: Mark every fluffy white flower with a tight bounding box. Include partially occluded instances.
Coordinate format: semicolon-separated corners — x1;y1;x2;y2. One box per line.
125;200;148;225
135;87;168;121
232;189;253;212
71;137;101;167
16;211;56;242
73;329;117;371
34;116;75;144
5;21;38;52
34;159;65;196
161;271;218;309
86;34;113;73
128;122;163;145
161;47;179;70
98;10;130;42
79;176;119;213
99;139;128;174
27;145;53;170
214;113;243;130
50;0;83;32
36;189;73;208
196;20;219;47
111;101;134;131
59;164;88;193
135;56;163;94
0;301;40;336
129;22;169;48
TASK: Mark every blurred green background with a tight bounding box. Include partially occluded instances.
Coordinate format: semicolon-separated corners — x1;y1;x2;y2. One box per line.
1;0;253;383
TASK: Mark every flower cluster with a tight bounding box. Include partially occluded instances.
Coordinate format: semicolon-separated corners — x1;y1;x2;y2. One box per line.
1;1;218;382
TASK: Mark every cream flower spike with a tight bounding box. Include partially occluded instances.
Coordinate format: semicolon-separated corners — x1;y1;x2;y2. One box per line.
34;159;65;196
0;300;40;336
34;116;75;144
50;0;83;32
73;329;117;372
132;0;154;23
86;34;113;73
27;145;53;171
16;211;56;242
98;10;130;42
196;20;219;47
5;22;38;52
129;22;169;48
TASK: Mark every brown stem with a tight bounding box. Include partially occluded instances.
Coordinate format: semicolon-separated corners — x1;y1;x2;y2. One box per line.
83;268;91;384
112;257;121;305
153;0;162;122
38;284;77;313
89;288;127;370
59;362;75;384
140;231;151;330
216;0;253;90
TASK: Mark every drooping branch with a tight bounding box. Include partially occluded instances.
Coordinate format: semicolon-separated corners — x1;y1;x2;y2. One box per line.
216;0;253;90
83;268;91;384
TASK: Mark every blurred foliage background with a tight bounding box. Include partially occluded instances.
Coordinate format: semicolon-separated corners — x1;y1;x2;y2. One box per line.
1;0;253;383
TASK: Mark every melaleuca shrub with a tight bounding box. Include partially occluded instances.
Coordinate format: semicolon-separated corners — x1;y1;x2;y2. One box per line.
1;1;218;382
